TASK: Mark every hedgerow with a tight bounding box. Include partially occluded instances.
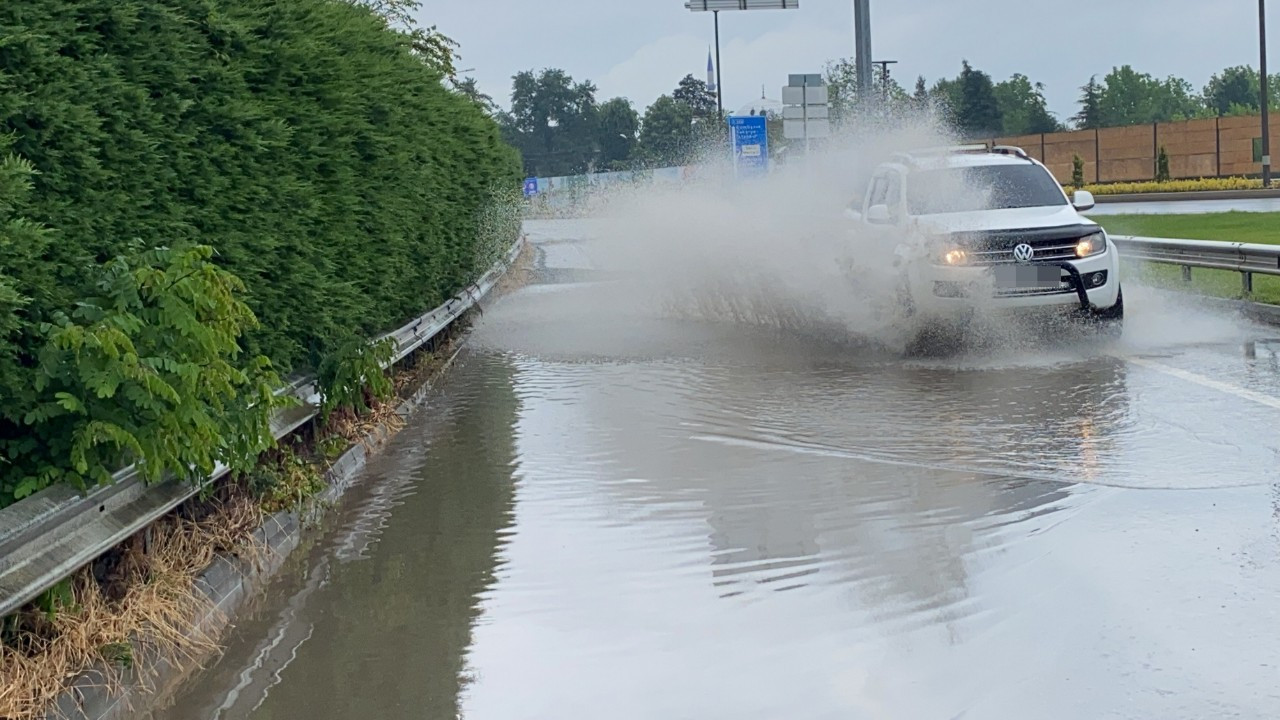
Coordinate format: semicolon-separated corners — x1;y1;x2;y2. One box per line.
0;0;521;507
1064;176;1265;195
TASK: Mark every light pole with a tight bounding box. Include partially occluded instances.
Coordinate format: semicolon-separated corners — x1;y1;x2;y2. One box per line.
872;59;897;103
1261;0;1272;188
714;11;723;117
853;0;872;97
684;1;800;118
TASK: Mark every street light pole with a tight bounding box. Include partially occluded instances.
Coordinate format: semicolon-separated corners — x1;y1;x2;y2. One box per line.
872;59;897;103
714;10;724;117
1262;0;1272;188
684;1;799;119
853;0;873;97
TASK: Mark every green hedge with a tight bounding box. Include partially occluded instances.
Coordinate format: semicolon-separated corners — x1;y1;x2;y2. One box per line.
0;0;521;506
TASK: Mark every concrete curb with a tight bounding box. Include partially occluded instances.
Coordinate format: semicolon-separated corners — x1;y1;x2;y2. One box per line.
1095;189;1280;204
42;259;523;719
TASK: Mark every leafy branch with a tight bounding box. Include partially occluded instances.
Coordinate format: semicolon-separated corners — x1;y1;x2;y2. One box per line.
1;245;290;504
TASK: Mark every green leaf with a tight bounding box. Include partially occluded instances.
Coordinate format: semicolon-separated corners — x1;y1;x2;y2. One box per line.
54;392;85;414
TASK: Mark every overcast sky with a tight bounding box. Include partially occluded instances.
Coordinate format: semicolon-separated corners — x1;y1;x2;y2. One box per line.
417;1;1273;122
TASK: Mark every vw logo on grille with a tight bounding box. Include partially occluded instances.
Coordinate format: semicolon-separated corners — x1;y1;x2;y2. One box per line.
1012;243;1035;263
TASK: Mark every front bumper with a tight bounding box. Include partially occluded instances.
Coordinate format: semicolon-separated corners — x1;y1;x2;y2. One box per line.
907;242;1121;319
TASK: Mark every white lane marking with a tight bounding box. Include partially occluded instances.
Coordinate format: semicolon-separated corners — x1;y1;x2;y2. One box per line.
1124;355;1280;412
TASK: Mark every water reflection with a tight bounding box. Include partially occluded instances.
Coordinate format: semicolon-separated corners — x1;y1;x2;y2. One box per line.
537;351;1126;612
154;355;522;720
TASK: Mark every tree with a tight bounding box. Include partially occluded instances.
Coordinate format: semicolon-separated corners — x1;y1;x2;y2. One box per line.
1073;76;1103;129
505;69;600;176
930;76;962;118
1205;65;1260;116
454;77;496;115
350;1;461;79
824;58;909;125
671;74;723;153
351;0;417;28
994;73;1062;135
913;75;929;110
410;25;462;79
1097;66;1157;126
673;74;718;119
1155;76;1210;122
1204;66;1280;116
637;95;694;168
955;60;1003;137
596;98;640;170
1096;66;1207;126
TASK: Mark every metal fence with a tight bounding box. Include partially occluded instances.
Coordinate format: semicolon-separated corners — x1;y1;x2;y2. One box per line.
1111;235;1280;294
0;234;526;619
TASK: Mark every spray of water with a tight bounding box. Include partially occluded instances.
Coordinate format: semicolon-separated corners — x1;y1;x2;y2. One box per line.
525;106;1257;361
563;109;1005;354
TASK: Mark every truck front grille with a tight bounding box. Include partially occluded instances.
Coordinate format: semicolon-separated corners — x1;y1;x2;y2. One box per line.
952;224;1097;266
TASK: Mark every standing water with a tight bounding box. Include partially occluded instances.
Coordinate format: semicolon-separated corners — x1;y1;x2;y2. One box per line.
154;216;1280;719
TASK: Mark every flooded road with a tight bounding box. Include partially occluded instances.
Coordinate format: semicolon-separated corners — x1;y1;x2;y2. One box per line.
159;219;1280;719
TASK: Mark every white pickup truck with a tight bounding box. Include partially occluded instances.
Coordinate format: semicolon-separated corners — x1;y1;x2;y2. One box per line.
845;144;1123;344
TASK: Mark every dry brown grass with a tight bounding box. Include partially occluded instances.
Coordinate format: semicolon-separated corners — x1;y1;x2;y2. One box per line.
322;397;407;454
0;495;263;720
495;239;536;296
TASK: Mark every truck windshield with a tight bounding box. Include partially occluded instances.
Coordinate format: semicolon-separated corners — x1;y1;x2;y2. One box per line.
905;164;1068;215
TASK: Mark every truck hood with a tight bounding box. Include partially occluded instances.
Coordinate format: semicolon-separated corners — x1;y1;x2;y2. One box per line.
911;205;1098;234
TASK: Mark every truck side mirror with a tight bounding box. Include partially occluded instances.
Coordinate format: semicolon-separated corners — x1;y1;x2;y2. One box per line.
866;204;893;224
1072;190;1095;212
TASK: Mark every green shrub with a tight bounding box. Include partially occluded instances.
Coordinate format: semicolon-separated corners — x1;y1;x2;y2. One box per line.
0;0;521;507
1072;154;1085;187
1156;146;1171;182
0;0;519;372
0;243;288;506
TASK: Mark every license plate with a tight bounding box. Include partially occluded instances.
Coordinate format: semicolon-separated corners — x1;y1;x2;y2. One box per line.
992;265;1062;289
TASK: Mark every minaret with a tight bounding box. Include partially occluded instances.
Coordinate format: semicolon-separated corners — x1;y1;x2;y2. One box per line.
706;48;717;93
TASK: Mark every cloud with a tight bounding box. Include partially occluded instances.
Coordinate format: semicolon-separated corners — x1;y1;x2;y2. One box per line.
423;0;1276;123
599;12;854;114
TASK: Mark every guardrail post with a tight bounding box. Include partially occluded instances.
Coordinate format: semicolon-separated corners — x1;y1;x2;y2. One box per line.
1182;265;1192;283
1243;271;1254;296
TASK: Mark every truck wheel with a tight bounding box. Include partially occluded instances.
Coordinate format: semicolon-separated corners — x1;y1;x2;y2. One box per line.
905;319;968;357
1091;286;1124;335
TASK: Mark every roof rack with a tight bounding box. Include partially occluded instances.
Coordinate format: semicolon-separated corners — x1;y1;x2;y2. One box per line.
890;143;1034;166
990;145;1033;161
895;144;988;159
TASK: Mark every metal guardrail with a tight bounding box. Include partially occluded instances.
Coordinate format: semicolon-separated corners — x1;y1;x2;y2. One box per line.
0;234;526;618
1111;235;1280;294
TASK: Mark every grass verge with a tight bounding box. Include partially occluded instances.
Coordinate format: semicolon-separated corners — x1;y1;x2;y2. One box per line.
0;494;262;720
1093;212;1280;304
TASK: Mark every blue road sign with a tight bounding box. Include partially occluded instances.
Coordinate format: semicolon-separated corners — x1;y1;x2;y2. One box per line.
729;115;769;177
523;177;539;197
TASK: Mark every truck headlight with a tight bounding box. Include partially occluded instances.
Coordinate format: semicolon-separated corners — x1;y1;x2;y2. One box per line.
1076;232;1107;258
941;248;969;266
